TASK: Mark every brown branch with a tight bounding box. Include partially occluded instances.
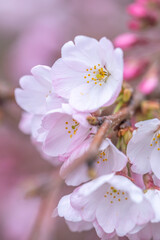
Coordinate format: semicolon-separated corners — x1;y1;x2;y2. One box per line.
0;83;14;104
60;91;144;179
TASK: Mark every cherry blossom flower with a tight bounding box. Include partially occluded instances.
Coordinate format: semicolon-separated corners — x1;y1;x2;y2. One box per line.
15;65;63;114
127;118;160;178
52;35;123;112
60;137;127;186
42;104;96;157
70;174;154;237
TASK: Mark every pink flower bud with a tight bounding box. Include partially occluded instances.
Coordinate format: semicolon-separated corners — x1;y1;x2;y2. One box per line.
124;58;148;81
114;33;146;50
128;19;142;30
138;62;159;94
127;3;148;18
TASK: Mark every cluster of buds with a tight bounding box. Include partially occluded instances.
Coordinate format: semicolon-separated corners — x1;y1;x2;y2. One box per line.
127;0;160;30
114;1;160;96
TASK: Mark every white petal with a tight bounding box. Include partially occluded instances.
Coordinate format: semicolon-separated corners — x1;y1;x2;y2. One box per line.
95;139;127;175
127;131;153;174
70;75;121;112
66;220;93;232
145;189;160;222
57;194;82;222
52;58;84;99
150;146;160;179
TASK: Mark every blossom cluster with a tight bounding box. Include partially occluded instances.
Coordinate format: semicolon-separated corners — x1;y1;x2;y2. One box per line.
15;35;160;240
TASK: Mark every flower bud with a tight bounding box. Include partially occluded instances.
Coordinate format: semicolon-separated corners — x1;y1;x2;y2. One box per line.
138;62;159;95
123;88;132;102
114;33;147;50
124;58;148;81
127;3;148;18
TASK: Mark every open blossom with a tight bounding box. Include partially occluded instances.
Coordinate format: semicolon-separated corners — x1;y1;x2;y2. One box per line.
52;35;123;112
15;65;63;114
42;104;97;157
60;137;127;186
127;118;160;178
69;174;154;237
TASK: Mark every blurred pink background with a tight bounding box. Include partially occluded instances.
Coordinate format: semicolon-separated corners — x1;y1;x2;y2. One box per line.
0;1;132;239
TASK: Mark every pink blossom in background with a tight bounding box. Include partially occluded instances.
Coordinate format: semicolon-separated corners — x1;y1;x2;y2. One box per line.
114;33;146;50
138;62;159;95
127;3;149;18
123;58;148;81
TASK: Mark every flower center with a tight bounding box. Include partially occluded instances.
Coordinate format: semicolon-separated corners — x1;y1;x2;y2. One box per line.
150;129;160;151
97;151;108;164
104;186;128;204
84;64;111;86
65;119;79;138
